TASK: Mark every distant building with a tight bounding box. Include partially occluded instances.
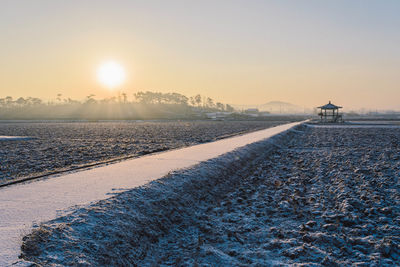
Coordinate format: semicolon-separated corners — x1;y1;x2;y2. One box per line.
317;101;343;123
259;111;270;117
244;108;259;114
205;112;233;120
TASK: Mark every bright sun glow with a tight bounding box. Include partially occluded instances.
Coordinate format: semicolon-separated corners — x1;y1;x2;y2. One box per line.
97;61;126;88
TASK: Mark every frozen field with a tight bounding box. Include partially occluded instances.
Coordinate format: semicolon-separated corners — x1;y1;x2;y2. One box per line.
20;124;400;266
0;121;303;266
0;120;287;184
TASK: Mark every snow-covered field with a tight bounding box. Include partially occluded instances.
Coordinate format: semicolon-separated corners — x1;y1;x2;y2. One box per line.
0;121;303;266
0;120;286;183
19;124;400;266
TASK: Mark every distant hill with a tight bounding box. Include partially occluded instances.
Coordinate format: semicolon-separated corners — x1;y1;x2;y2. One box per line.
233;101;312;114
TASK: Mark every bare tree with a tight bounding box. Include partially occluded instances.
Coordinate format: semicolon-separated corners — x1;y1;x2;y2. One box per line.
121;92;128;103
189;96;196;106
56;93;62;102
16;97;27;106
225;104;234;112
216;102;224;111
85;94;96;104
194;94;202;107
206;97;214;108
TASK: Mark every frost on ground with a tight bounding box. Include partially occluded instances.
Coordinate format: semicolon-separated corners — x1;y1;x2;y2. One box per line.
0;136;34;141
20;125;400;266
0;120;285;182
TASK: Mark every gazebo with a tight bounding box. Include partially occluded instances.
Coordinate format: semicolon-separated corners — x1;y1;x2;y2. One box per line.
317;101;343;123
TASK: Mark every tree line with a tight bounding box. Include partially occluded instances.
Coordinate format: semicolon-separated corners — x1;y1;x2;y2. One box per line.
0;91;236;120
0;91;234;112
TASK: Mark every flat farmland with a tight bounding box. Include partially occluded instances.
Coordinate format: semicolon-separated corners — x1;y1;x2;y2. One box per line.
0;120;289;183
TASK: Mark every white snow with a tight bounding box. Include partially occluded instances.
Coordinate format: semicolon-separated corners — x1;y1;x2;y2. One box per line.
306;123;400;128
0;136;33;141
0;121;304;266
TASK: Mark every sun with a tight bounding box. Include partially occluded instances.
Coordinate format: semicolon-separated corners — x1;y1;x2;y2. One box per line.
97;61;126;88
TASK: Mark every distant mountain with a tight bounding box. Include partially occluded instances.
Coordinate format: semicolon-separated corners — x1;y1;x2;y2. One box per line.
258;101;304;113
232;101;312;114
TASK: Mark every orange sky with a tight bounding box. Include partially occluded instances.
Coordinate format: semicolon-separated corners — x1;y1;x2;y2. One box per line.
1;1;399;110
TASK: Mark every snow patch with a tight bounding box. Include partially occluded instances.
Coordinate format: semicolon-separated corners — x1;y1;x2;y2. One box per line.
0;136;34;141
306;123;400;128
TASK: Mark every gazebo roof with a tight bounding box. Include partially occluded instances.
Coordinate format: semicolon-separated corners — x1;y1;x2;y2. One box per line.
317;101;342;109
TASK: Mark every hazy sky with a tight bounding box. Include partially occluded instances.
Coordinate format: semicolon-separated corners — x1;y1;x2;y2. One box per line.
1;0;399;110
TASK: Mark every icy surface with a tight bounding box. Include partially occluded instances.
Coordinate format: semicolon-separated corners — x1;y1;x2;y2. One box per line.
307;123;400;128
0;121;303;266
20;124;400;266
0;136;33;141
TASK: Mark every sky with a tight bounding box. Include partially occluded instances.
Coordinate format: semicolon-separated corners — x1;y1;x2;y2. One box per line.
0;0;399;110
